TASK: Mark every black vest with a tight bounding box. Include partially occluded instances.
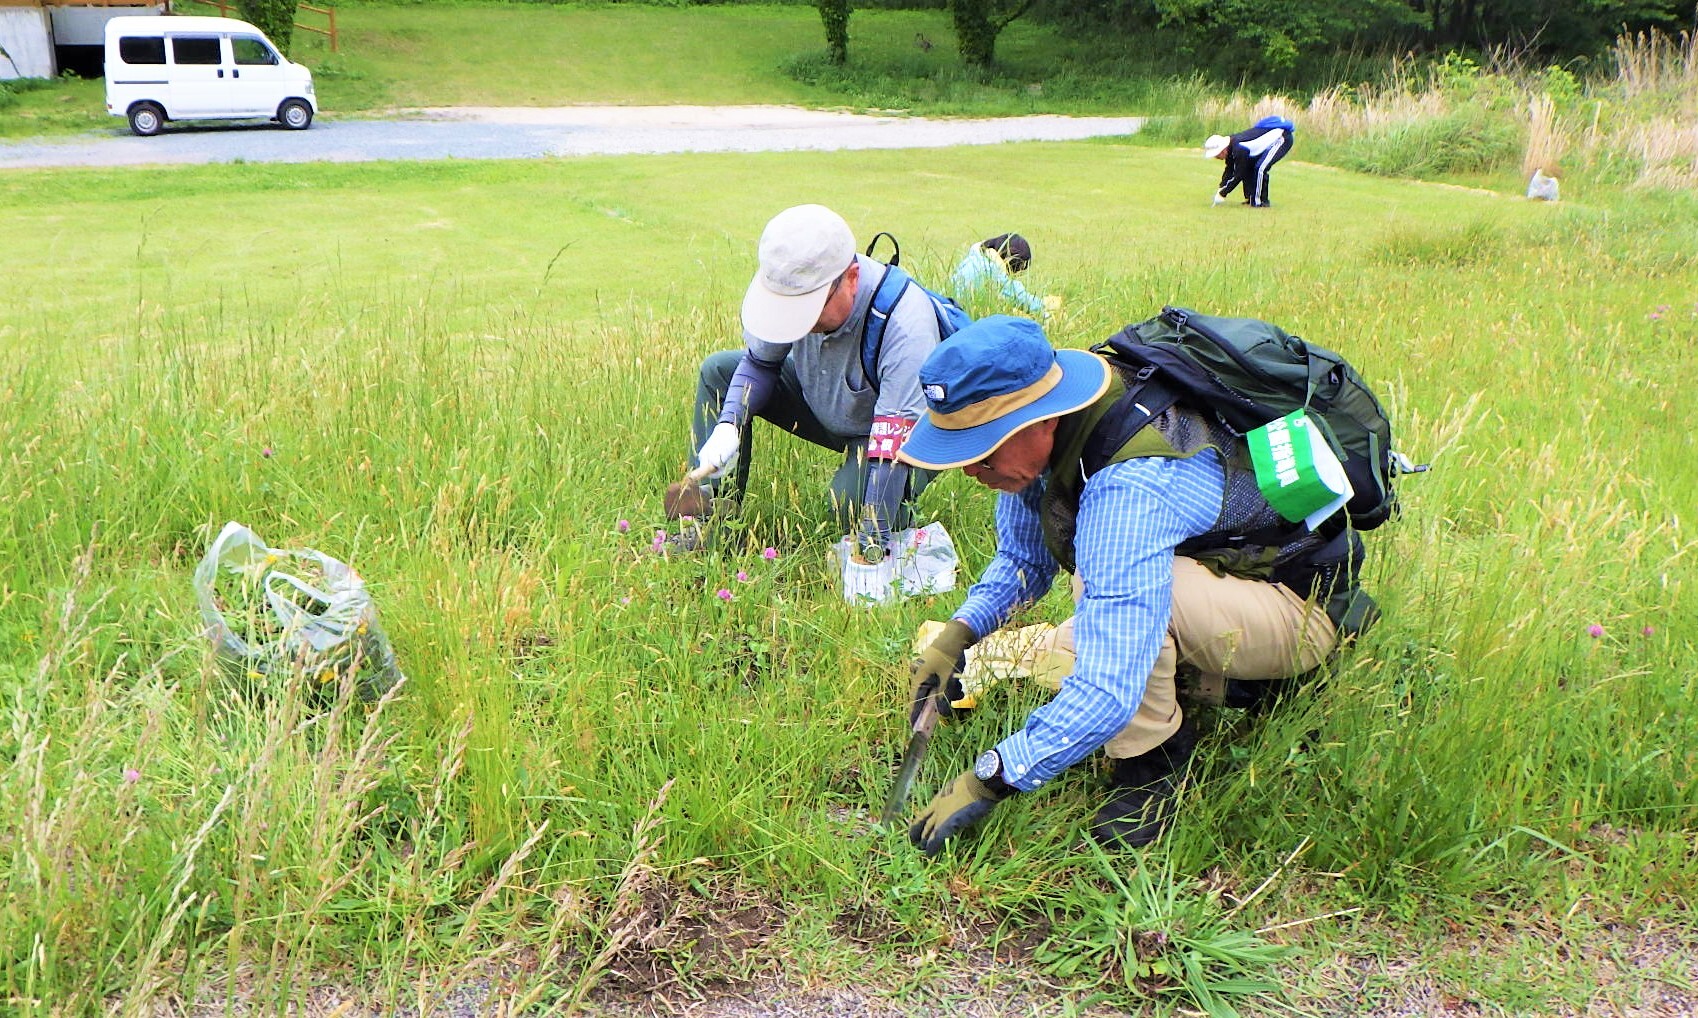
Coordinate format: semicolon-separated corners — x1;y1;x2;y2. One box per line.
1036;362;1370;629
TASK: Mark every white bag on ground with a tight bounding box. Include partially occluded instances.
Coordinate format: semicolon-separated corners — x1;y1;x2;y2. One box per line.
1527;169;1560;201
832;521;959;606
836;552;899;606
194;521;403;700
913;618;1067;705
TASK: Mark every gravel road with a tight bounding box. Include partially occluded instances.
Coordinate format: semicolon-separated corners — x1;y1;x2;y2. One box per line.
0;105;1142;169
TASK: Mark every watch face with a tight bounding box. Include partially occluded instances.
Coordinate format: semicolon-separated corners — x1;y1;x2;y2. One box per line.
974;749;1000;782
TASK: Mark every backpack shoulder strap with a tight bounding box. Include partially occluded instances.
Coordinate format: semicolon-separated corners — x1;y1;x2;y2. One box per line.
1078;371;1181;478
862;264;913;386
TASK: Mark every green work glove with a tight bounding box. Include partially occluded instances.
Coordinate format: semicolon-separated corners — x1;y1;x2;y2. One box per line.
909;619;975;726
909;767;1013;857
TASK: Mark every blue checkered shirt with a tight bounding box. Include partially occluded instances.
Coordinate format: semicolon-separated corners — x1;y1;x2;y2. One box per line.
952;450;1226;792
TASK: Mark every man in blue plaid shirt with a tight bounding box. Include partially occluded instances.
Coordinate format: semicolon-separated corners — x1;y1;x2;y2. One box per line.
896;315;1373;856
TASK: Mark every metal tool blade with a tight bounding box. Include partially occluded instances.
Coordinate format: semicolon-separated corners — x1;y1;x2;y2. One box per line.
879;699;939;829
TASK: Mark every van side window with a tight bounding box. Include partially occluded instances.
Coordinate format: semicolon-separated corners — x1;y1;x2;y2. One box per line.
119;36;167;64
231;37;279;66
170;35;222;65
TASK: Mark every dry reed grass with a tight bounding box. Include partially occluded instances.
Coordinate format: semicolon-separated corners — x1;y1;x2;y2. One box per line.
1202;54;1446;143
1522;93;1565;178
1619;117;1698;189
1608;30;1698;188
1610;30;1698;100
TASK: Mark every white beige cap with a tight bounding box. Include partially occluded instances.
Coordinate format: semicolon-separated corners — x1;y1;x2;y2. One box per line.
741;204;855;344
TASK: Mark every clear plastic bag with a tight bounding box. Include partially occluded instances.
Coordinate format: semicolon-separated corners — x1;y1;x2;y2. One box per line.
194;521;403;701
1527;169;1560;201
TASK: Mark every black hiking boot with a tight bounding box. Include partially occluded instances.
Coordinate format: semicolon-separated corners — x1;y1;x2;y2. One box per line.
1088;720;1199;850
1224;676;1298;716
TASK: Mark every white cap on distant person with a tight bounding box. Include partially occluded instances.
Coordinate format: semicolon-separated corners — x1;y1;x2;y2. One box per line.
1203;134;1230;158
741;204;855;344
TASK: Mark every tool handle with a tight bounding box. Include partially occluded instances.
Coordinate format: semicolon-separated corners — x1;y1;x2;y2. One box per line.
912;696;939;736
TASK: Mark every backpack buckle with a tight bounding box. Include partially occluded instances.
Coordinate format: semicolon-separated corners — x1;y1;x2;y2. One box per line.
1389;451;1430;475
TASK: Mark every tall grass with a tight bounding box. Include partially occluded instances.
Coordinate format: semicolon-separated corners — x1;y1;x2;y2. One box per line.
1185;33;1698;192
3;88;1697;1018
1522;92;1565;177
1610;29;1698;99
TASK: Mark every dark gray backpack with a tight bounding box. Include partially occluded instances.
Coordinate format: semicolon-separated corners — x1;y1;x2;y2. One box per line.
1092;306;1422;531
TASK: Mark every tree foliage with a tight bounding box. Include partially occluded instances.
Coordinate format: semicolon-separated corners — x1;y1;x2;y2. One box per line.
237;0;296;55
1176;0;1418;71
1412;0;1689;49
1043;0;1697;77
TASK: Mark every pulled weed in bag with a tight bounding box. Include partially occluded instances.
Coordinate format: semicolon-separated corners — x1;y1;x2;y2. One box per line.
196;521;403;703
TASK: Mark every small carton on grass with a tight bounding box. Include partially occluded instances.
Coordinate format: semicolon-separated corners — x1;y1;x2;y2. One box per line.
1246;410;1354;530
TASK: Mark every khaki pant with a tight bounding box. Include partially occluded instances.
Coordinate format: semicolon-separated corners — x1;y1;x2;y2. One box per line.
926;556;1337;761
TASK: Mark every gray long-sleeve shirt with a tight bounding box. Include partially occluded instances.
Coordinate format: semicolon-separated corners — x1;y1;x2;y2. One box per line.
719;253;947;539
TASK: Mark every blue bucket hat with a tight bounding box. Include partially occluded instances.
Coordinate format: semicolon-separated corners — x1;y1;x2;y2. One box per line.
898;315;1110;471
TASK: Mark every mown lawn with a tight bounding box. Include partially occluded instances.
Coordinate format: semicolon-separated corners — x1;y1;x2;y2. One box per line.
0;2;1169;137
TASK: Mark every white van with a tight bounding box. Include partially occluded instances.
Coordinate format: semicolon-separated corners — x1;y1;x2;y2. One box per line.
103;15;316;136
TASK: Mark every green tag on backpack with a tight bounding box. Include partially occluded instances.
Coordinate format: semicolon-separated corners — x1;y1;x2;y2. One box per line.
1247;410;1355;529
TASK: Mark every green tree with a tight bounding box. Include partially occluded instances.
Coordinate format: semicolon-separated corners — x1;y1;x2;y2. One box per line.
818;0;850;65
237;0;296;55
1412;0;1684;51
1046;0;1691;75
1148;0;1419;72
949;0;1035;70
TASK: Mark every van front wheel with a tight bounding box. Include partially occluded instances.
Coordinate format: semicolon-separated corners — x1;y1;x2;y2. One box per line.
128;103;165;137
278;99;313;131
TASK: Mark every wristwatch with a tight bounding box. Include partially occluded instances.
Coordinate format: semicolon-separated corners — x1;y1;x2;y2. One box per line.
973;749;1017;799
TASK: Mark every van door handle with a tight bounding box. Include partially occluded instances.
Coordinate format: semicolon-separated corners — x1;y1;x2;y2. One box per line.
217;68;224;77
232;69;240;78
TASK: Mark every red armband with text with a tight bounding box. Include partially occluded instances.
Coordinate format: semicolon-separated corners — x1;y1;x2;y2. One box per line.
867;415;915;461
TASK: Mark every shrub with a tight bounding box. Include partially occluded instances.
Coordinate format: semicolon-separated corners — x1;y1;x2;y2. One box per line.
0;75;56;106
1338;105;1523;177
237;0;296;54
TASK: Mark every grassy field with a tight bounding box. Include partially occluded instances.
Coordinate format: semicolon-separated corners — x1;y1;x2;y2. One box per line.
0;3;1181;137
3;130;1696;1014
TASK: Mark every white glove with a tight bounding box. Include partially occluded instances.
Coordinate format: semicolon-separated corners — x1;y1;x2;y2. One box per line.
1211;193;1226;207
696;422;741;478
